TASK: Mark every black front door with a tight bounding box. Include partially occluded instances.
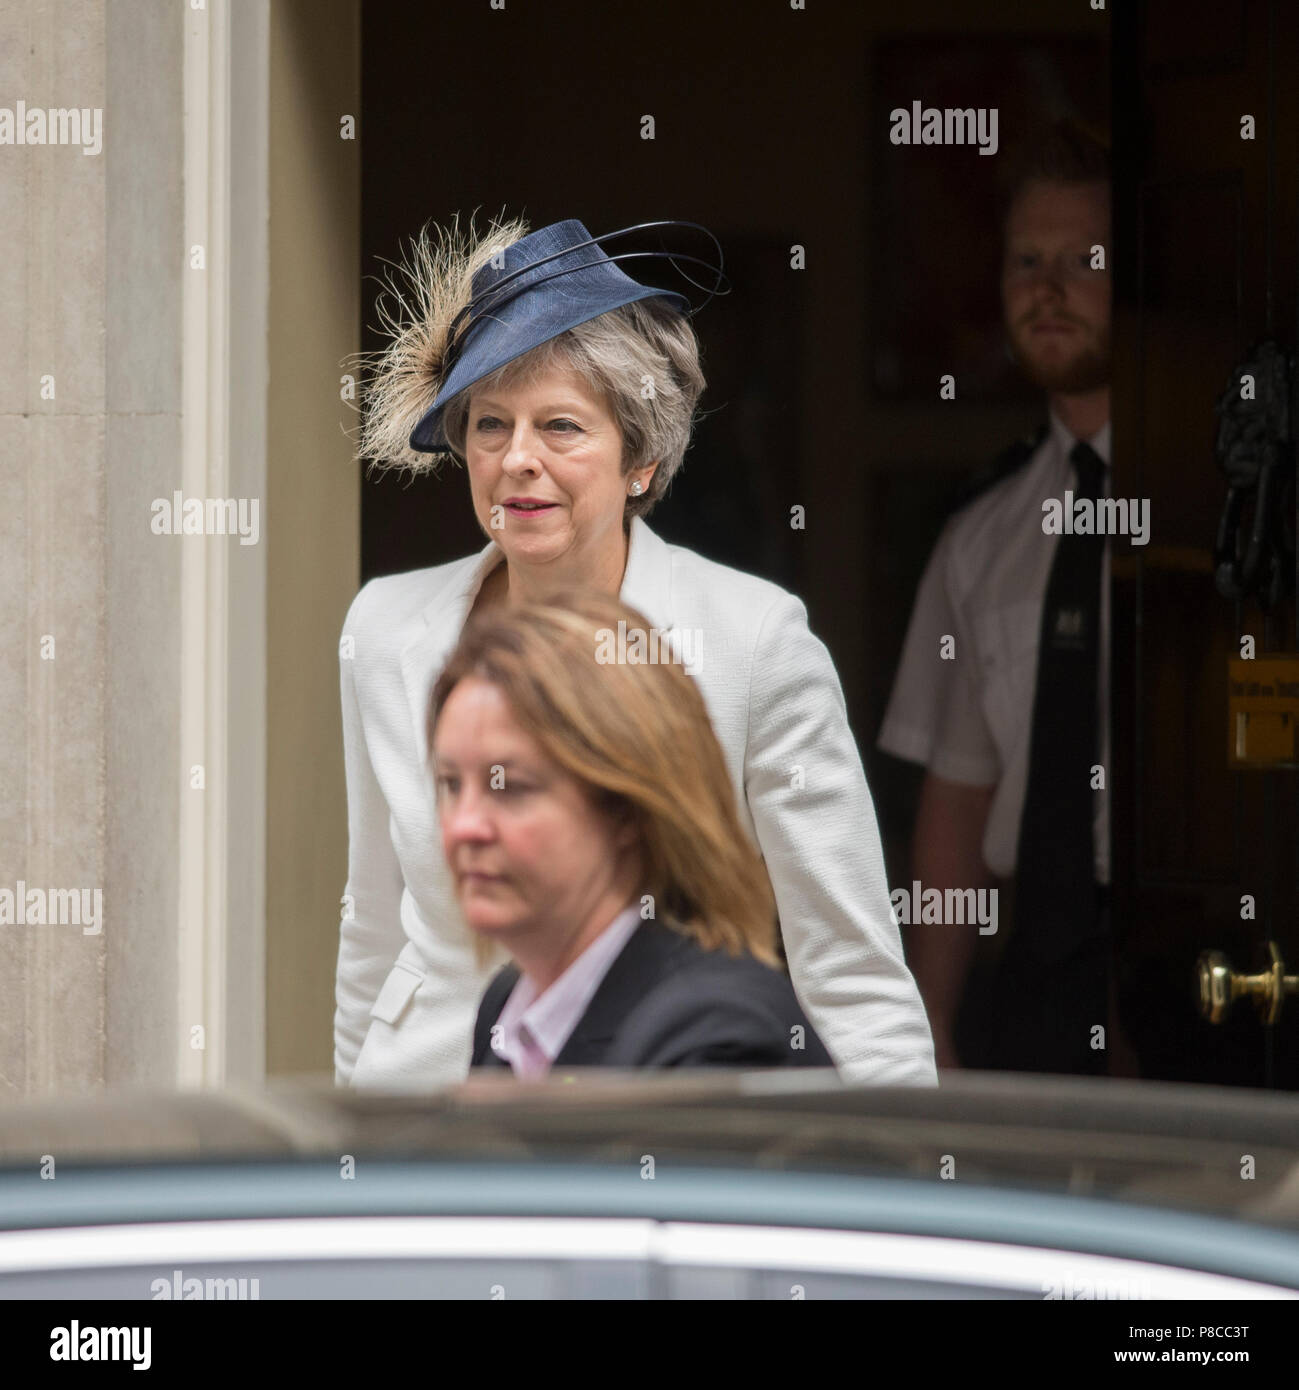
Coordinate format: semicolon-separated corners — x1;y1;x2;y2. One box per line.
1112;0;1299;1088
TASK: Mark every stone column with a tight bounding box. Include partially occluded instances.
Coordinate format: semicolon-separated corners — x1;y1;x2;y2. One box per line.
2;0;362;1099
1;0;184;1094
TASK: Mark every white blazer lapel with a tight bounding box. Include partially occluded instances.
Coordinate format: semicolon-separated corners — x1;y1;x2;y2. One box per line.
619;517;676;631
399;518;672;772
399;539;504;769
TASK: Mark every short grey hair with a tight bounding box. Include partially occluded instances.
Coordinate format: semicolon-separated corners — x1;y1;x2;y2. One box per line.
440;296;707;520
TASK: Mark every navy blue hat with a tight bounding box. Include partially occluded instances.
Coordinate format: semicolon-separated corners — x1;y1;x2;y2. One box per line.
408;218;723;453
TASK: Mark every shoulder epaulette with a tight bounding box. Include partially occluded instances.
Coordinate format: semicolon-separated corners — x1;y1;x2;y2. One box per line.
945;420;1049;517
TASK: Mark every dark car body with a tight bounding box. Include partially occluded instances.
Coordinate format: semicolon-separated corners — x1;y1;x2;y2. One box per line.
0;1071;1296;1299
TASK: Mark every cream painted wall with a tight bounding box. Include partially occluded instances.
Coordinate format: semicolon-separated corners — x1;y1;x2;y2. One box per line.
265;0;360;1075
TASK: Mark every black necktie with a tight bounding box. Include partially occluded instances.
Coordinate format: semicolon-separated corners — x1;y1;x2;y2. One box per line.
1013;439;1106;965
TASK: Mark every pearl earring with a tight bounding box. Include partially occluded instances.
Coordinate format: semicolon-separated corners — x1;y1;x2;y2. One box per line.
630;480;644;496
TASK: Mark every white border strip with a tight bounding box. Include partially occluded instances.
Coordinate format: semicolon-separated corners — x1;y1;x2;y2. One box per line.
0;1219;1292;1298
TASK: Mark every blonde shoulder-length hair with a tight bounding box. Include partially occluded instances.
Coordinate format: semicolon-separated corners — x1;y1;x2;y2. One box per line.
428;588;780;968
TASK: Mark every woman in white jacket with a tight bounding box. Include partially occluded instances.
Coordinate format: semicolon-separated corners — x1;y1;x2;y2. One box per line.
336;212;936;1088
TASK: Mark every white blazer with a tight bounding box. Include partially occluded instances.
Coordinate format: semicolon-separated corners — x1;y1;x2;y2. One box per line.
334;517;937;1088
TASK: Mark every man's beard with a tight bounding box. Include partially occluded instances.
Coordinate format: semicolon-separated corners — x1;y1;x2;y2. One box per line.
1008;324;1111;394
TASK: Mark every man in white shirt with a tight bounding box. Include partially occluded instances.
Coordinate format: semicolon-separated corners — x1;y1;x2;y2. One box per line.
878;121;1136;1075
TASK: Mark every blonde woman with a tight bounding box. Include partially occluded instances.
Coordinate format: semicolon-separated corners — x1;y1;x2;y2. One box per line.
336;212;936;1087
427;590;832;1071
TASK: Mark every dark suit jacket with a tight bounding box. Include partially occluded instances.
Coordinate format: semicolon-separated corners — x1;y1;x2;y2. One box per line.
470;919;835;1071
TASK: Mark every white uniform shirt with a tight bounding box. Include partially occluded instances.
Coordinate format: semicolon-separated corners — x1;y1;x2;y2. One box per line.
877;411;1111;883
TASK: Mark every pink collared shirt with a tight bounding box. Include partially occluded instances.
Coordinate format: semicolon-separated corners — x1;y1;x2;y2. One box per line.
490;905;643;1077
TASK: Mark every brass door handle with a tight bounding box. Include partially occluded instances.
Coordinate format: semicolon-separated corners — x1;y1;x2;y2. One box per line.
1197;941;1299;1025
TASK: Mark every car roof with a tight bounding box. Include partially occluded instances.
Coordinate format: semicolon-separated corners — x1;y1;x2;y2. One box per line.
1;1072;1297;1229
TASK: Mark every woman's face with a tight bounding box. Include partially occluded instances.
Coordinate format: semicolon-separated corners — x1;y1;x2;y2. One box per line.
463;365;652;578
432;675;637;945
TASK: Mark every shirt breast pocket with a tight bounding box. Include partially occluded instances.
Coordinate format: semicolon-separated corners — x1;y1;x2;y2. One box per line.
971;600;1041;757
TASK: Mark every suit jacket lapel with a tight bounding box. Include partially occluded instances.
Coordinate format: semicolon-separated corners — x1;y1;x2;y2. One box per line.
398;519;672;770
472;963;521;1067
399;538;504;770
474;921;692;1069
552;919;688;1066
620;517;676;633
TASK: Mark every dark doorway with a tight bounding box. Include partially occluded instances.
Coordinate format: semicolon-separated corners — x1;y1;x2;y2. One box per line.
354;2;1299;1090
1111;0;1299;1088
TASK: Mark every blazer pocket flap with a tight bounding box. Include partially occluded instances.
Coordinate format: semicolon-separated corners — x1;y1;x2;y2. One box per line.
369;962;423;1025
